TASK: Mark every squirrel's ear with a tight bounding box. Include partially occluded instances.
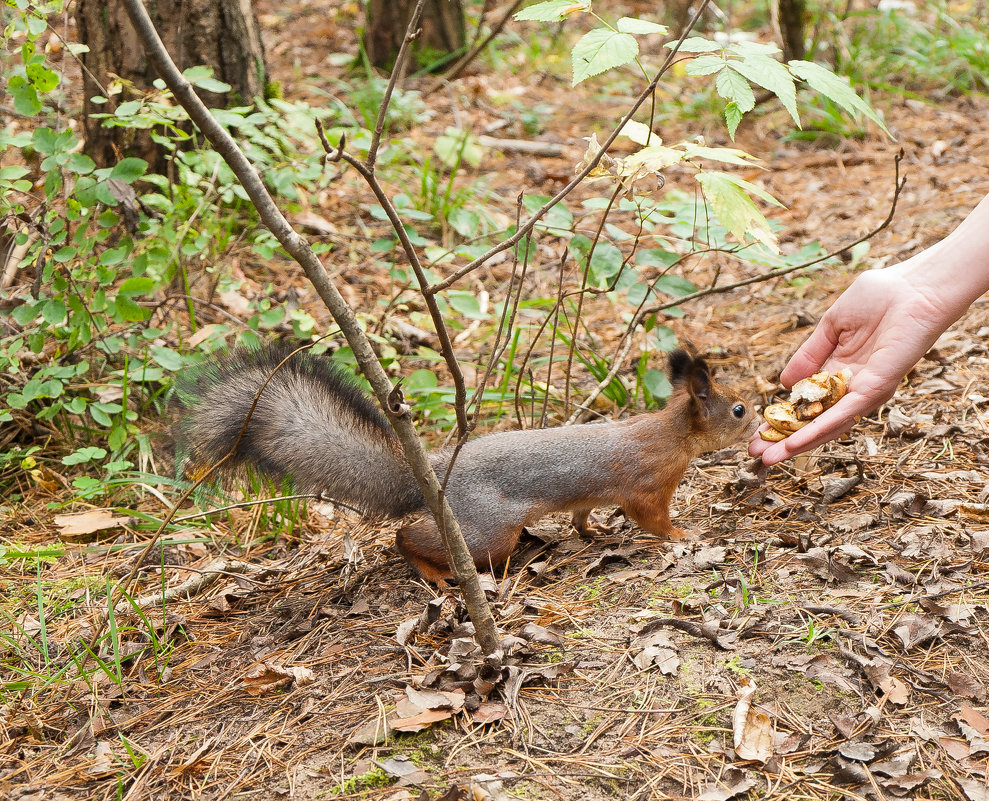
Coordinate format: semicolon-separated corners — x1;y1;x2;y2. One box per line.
688;360;711;403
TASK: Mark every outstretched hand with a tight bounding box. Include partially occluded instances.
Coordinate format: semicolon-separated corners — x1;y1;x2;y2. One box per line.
750;264;957;465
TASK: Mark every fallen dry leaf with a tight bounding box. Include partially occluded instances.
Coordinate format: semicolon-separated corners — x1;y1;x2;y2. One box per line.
376;755;429;787
243;663;314;696
732;678;773;763
958;777;989;801
85;741;115;778
470;702;508;725
957;704;989;736
696;767;758;801
54;510;131;538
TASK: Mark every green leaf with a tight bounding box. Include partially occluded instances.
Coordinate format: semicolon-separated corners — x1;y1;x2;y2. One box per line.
109;157;148;183
113;296;149;322
587;241;624;284
714;171;785;208
447;291;488;320
730;53;799;127
695;171;781;251
63;446;107;466
636;249;679;269
653;325;677;351
115;100;142;117
25;62;58;92
406;369;438;390
99;245;130;266
514;0;587;22
0;165;29;180
42;298;67;325
448;208;482;238
724;102;743;140
31;126;62;155
435;128;484;169
642;368;672;400
654;275;697;297
66;152;96;175
788;60;891;135
193;77;232;94
522;195;573;236
685;54;725;76
149;346;185;371
11;302;39;326
714;67;755;113
679;142;760;168
730;40;782;57
670;37;723;53
181;66;230;93
572;29;638;86
25;14;47;37
616;17;667;35
71;476;103;496
53;245;77;263
11;83;41;116
118;277;156;296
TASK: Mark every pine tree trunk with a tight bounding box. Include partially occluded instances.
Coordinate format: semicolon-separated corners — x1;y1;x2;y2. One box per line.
365;0;466;74
76;0;268;171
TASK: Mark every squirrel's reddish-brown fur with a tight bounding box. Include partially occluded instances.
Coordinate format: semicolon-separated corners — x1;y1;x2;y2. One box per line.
175;344;753;581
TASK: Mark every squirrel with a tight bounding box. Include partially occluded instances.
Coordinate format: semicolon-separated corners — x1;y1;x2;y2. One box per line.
174;343;754;581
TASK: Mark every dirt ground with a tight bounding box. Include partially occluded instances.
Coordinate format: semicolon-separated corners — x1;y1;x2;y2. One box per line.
3;3;989;801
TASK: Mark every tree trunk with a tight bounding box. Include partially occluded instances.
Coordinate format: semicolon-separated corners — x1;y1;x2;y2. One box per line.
771;0;807;62
658;0;694;35
76;0;268;171
365;0;466;74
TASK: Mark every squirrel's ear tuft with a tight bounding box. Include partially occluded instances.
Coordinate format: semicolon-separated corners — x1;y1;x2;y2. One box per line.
669;349;712;405
668;349;693;384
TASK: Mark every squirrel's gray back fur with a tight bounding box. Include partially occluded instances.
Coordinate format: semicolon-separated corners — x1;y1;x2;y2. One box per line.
173;343;425;517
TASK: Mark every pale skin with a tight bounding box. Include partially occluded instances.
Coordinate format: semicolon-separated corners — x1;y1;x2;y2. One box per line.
750;194;989;466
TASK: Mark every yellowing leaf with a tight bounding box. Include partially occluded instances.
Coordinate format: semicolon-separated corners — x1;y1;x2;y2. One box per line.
695;171;781;252
514;0;590;22
624;144;685;173
617;120;656;145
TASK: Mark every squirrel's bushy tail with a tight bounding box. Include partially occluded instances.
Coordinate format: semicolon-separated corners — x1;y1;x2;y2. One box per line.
173;343;425;517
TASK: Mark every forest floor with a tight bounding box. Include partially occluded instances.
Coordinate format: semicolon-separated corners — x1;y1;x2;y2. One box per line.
4;3;989;801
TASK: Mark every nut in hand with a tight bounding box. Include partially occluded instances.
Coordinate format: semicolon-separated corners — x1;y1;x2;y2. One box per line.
760;368;851;441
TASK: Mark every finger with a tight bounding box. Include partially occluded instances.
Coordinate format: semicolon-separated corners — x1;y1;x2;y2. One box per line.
779;316;840;388
748;428;772;458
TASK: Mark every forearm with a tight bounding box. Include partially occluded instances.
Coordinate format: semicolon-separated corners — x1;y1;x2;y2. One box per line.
897;194;989;324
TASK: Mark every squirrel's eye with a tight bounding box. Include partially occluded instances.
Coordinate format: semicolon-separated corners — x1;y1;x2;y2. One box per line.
732;404;746;419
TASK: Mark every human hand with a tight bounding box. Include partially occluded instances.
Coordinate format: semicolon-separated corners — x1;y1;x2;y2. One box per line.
749;264;956;465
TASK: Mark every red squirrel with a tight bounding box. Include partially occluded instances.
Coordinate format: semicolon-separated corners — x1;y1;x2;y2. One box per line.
175;344;754;581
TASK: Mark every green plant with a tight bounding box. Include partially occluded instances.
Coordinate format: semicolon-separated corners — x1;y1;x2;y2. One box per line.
821;3;989;96
0;5;347;500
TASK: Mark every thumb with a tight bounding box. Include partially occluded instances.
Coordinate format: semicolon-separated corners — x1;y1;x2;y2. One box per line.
779;316;839;388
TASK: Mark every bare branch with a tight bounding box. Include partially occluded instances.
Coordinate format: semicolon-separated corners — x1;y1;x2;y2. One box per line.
119;0;499;655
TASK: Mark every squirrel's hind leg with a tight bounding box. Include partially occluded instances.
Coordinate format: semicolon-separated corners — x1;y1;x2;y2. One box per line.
571;507;596;537
396;515;523;582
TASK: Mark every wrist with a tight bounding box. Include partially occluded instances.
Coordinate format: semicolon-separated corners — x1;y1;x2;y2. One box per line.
889;227;989;323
